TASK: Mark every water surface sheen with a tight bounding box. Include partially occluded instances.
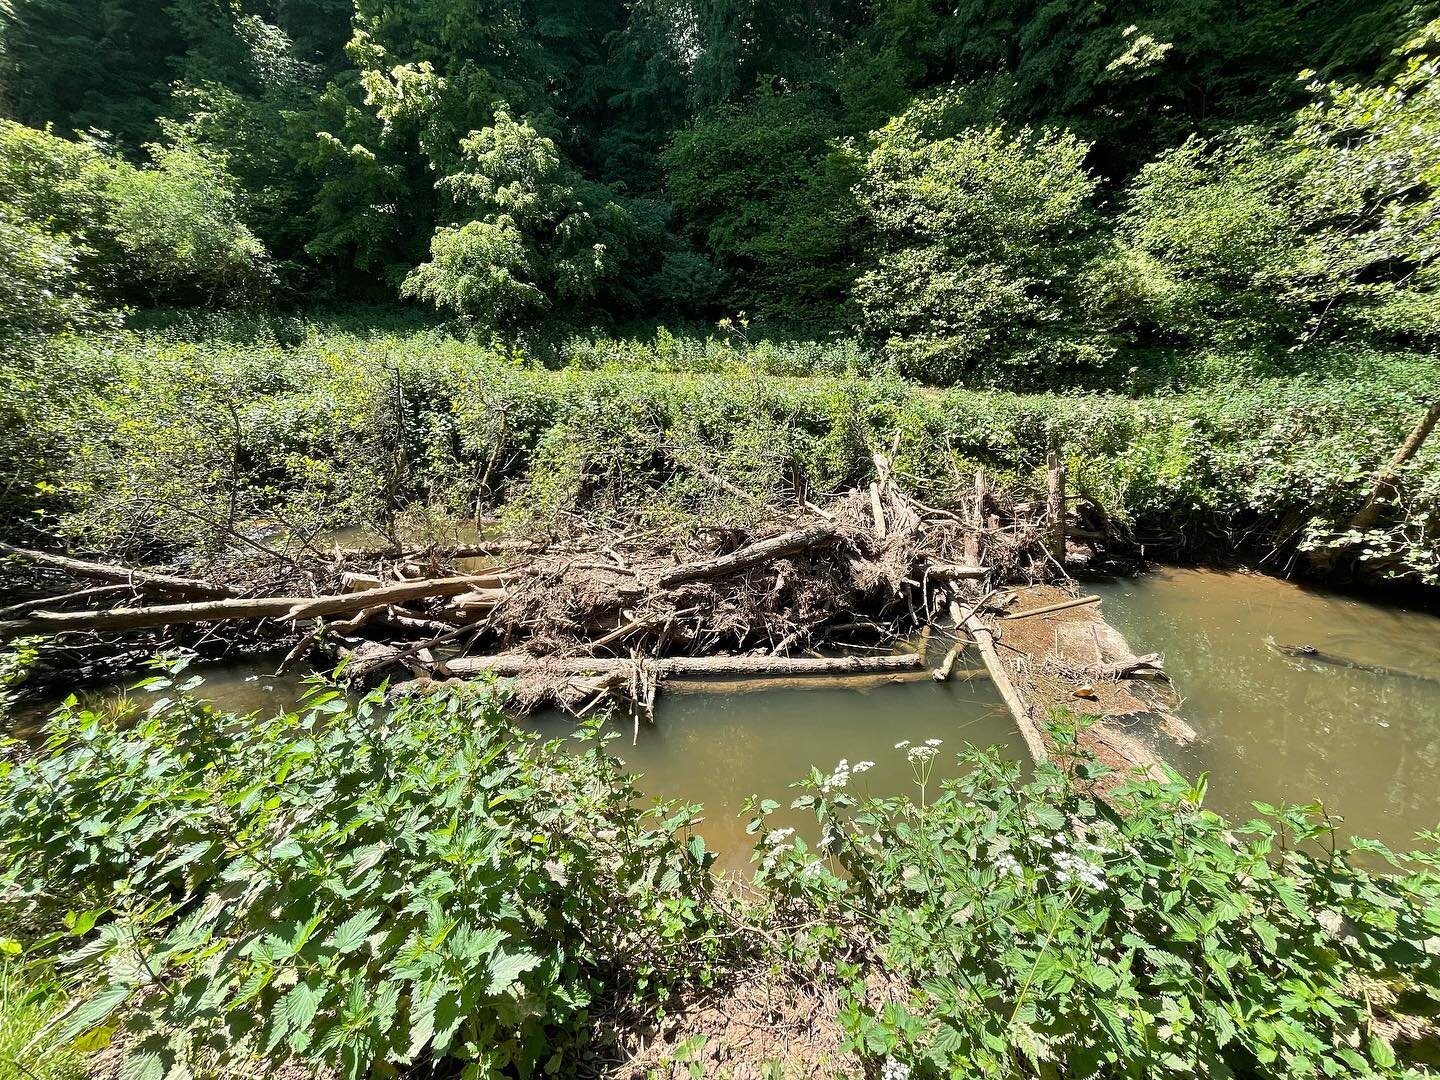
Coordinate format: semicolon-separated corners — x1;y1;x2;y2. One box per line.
527;675;1021;876
1093;568;1440;847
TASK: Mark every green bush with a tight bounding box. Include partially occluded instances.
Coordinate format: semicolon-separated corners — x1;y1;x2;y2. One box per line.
0;664;723;1078
403;109;652;329
663;89;863;329
10;327;1437;581
0;119;270;307
853;91;1105;383
754;725;1440;1076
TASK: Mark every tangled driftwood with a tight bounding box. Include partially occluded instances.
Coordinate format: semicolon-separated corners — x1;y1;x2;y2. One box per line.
2;451;1145;732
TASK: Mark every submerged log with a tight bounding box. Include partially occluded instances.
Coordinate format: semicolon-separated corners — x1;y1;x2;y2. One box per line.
654;522;840;589
0;576;492;640
0;541;237;599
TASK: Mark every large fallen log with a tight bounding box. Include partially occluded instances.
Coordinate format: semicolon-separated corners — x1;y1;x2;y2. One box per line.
0;576;493;640
445;651;924;679
954;600;1049;765
0;541;237;599
654;522;839;589
664;669;982;695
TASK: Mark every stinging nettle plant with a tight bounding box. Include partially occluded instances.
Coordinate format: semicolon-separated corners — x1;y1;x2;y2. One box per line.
0;661;725;1079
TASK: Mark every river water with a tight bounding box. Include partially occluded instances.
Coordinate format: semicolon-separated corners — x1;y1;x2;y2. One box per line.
10;567;1439;867
1093;568;1440;848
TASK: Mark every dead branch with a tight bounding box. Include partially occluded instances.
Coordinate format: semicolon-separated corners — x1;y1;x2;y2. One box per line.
655;522;840;589
0;576;493;640
0;541;237;599
1003;595;1101;620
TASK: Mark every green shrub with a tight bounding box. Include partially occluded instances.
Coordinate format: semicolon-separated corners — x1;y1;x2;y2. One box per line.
853;91;1104;383
0;663;723;1078
403;109;645;329
0;119;269;307
754;725;1440;1076
11;326;1436;581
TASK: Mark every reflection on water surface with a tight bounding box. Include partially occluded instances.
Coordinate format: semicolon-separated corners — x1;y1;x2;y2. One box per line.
1094;567;1440;847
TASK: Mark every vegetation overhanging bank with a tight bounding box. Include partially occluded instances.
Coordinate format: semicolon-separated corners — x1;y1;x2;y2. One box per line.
3;328;1437;597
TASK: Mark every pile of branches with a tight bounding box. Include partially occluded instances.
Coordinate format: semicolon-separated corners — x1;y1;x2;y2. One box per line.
1;454;1093;718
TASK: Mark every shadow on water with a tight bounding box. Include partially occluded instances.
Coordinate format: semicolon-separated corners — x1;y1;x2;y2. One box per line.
1092;567;1440;848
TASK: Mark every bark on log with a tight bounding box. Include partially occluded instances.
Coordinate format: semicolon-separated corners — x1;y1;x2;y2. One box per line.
666;670;979;695
0;576;492;639
446;651;923;679
955;600;1049;765
925;563;987;581
1086;653;1165;680
965;469;986;566
1046;451;1066;561
654;522;840;589
869;482;888;538
1003;595;1101;620
0;542;237;599
1349;399;1440;531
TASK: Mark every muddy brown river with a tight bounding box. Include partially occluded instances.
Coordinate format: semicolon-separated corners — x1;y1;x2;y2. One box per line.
11;567;1439;868
1093;567;1440;848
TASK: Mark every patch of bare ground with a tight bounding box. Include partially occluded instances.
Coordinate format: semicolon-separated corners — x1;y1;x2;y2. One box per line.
598;966;860;1080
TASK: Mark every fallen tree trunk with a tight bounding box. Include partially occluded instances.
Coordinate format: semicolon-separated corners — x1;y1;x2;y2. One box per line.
1003;594;1100;621
0;576;492;640
655;522;839;589
664;669;980;695
1349;399;1440;532
0;542;238;599
445;651;924;679
955;600;1049;765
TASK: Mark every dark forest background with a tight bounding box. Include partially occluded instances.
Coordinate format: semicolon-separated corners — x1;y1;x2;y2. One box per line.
3;0;1440;382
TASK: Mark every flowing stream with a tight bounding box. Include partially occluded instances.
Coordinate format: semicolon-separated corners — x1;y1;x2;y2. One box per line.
10;566;1440;868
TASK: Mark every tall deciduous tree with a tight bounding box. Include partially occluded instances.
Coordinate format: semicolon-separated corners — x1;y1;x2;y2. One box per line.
402;109;633;327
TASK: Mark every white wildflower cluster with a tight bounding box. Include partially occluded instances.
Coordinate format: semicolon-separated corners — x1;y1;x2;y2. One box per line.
853;759;875;773
894;739;910;749
995;852;1023;880
1052;849;1106;890
761;826;796;871
881;1059;911;1080
800;859;826;878
821;758;850;792
906;744;939;766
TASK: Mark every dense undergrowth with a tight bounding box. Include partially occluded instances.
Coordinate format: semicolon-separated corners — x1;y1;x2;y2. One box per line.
6;320;1437;585
1;670;1437;1077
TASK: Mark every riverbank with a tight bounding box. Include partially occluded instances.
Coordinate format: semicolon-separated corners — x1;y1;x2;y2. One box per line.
3;324;1436;591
